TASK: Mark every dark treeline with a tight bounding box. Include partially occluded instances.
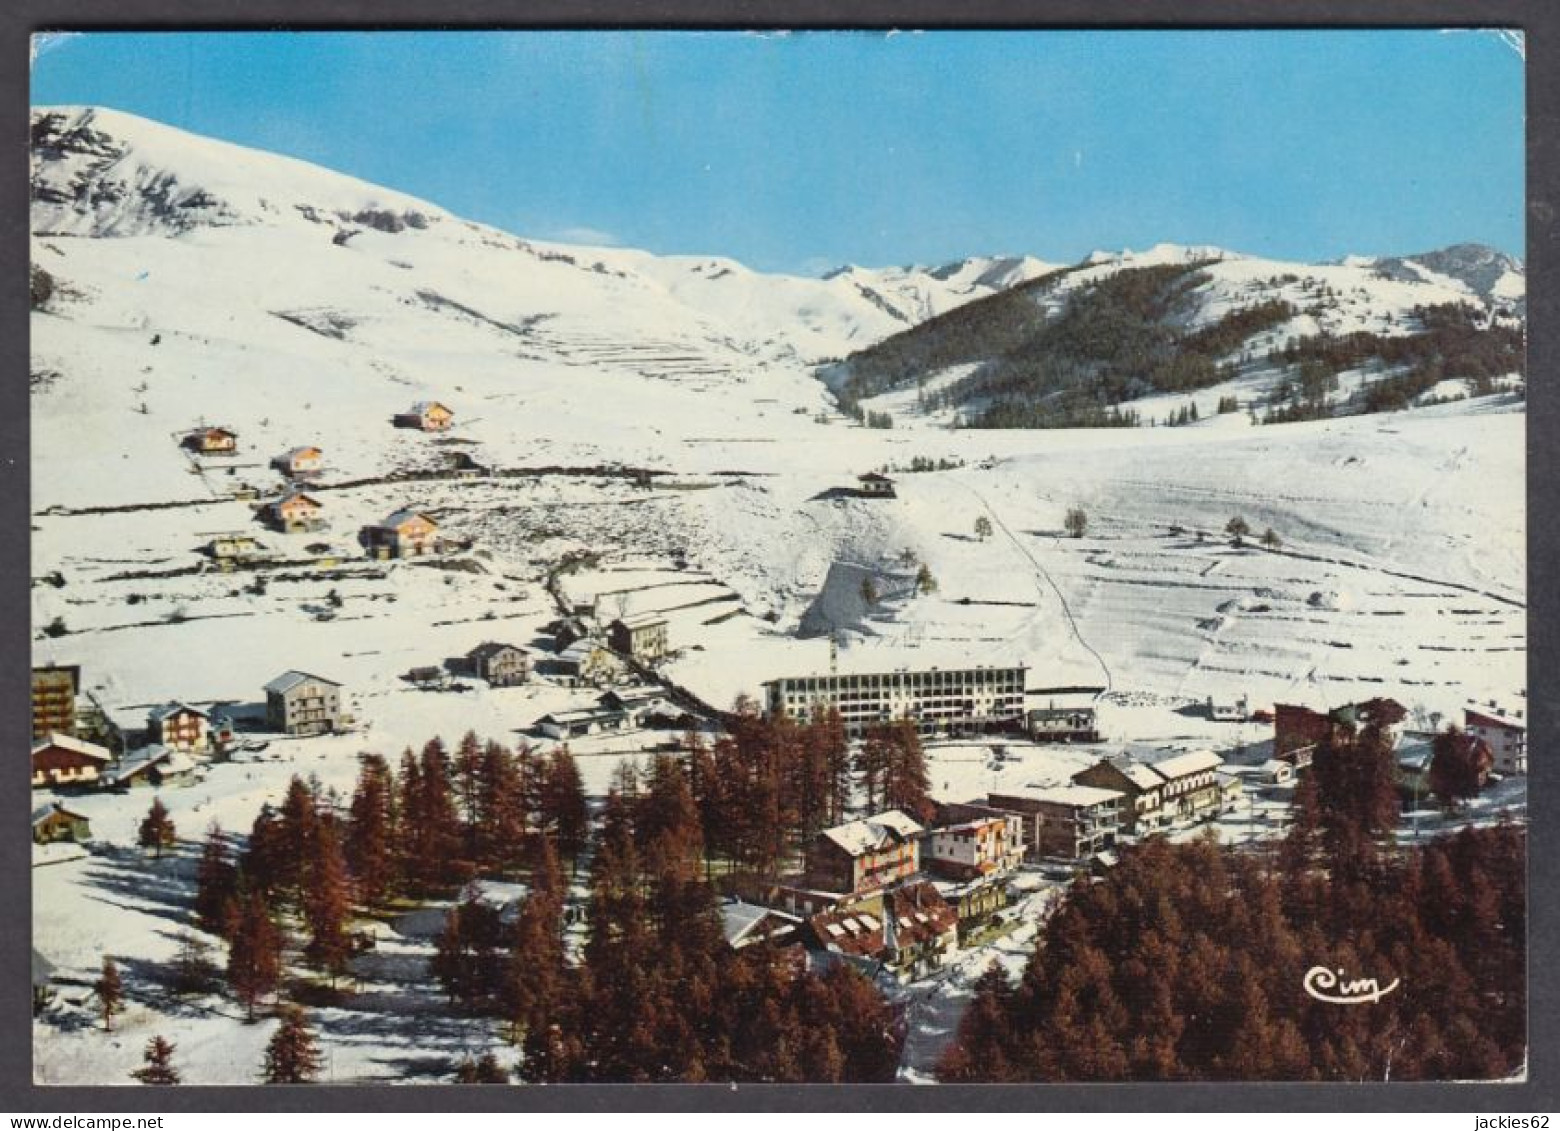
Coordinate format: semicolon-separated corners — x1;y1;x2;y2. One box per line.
834;261;1300;429
940;721;1525;1082
194;713;916;1082
1269;302;1524;417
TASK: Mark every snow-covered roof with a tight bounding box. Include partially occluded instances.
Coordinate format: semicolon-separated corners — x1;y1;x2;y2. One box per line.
1147;750;1223;781
1100;759;1165;791
820;809;923;856
468;641;524;660
31;733;112;763
380;508;435;529
270;489;321;509
539;706;626;726
103;745;196;785
558;639;604;663
32;802;88;827
1260;759;1292;773
612;613;667;630
1021;784;1125;808
720;900;801;947
1466;705;1526;731
280;445;322;461
264;669;342;695
148;701;209;722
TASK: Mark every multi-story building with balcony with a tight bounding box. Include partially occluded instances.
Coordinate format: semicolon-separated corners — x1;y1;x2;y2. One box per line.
987;784;1124;860
805;810;924;895
264;670;343;736
762;664;1027;740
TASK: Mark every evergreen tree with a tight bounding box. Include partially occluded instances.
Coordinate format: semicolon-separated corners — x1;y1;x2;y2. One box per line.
277;775;321;898
138;797;176;859
303;819;353;986
132;1036;180;1085
974;515;993;541
172;930;217;996
227;890;284;1019
431;887;506;1010
915;563;938;594
1429;727;1493;810
880;719;934;822
503;834;566;1040
1261;527;1282;549
859;576;879;606
193;822;237;933
346;753;397;907
454;1053;509;1083
261;1005;323;1084
1225;515;1251;546
1064;507;1088;539
540;748;589;867
243;803;289;898
95;957;123;1032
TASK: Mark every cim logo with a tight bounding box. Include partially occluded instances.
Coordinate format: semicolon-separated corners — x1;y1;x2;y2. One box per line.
1302;965;1401;1005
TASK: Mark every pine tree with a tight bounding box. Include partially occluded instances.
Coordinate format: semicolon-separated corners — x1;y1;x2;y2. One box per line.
1225;515;1251;546
261;1005;323;1083
346;753;397;907
880;719;934;822
193;822;237;933
277;775;320;899
540;748;589;868
974;515;993;541
138;797;176;859
859;576;879;606
915;563;938;594
504;835;566;1040
1261;527;1282;549
303;819;353;986
454;1052;509;1083
243;803;289;898
95;957;123;1031
172;930;217;996
132;1036;181;1085
227;890;284;1019
1429;727;1493;810
1065;507;1088;539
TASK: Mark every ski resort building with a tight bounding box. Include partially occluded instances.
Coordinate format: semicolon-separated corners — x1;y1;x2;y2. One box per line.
805;811;924;895
146;703;210;753
31;733;112;789
987;784;1124;860
555;640;623;686
1465;703;1527;775
606;615;669;663
102;746;197;790
203;533;267;562
921;813;1024;882
1145;750;1226;822
1026;687;1104;743
264;670;343;735
31;665;80;741
1072;756;1169;834
395;401;454;432
762;664;1027;740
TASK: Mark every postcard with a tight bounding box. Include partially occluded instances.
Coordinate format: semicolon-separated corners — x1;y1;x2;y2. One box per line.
27;29;1526;1087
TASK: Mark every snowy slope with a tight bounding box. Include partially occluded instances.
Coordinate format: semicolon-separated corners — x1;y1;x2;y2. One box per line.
29;105;1526;1086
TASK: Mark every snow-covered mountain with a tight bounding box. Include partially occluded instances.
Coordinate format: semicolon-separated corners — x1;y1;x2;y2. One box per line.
30;106;1056;367
831;239;1526;428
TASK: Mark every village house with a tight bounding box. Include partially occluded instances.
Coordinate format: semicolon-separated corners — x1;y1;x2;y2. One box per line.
365;509;439;558
921;813;1023;882
988;784;1123;860
1465;703;1527;775
264;670;344;735
32;802;91;846
271;445;324;478
466;642;530;687
805;811;923;896
263;490;325;534
1394;733;1437;801
1217;771;1244;813
599;686;674;727
31;664;80;741
606;615;670;664
1072;756;1168;835
533;705;631;741
31;733;112;789
443;449;491;478
720;900;803;951
1026;687;1104;743
1206;694;1250;722
1259;758;1296;786
203;533;267;562
102;746;198;790
804;882;959;982
183;426;237;455
1145;749;1226;823
856;472;897;498
395;400;454;432
555;639;623;686
146;703;209;754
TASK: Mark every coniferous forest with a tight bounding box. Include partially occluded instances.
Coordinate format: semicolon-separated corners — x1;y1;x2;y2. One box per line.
938;722;1526;1082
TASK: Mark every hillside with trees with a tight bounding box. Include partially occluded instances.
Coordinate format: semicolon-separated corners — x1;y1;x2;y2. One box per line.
938;721;1525;1081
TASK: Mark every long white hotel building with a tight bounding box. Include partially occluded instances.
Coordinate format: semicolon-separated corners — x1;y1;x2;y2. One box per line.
761;665;1028;739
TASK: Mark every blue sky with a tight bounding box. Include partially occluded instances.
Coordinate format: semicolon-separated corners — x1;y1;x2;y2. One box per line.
31;30;1524;274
